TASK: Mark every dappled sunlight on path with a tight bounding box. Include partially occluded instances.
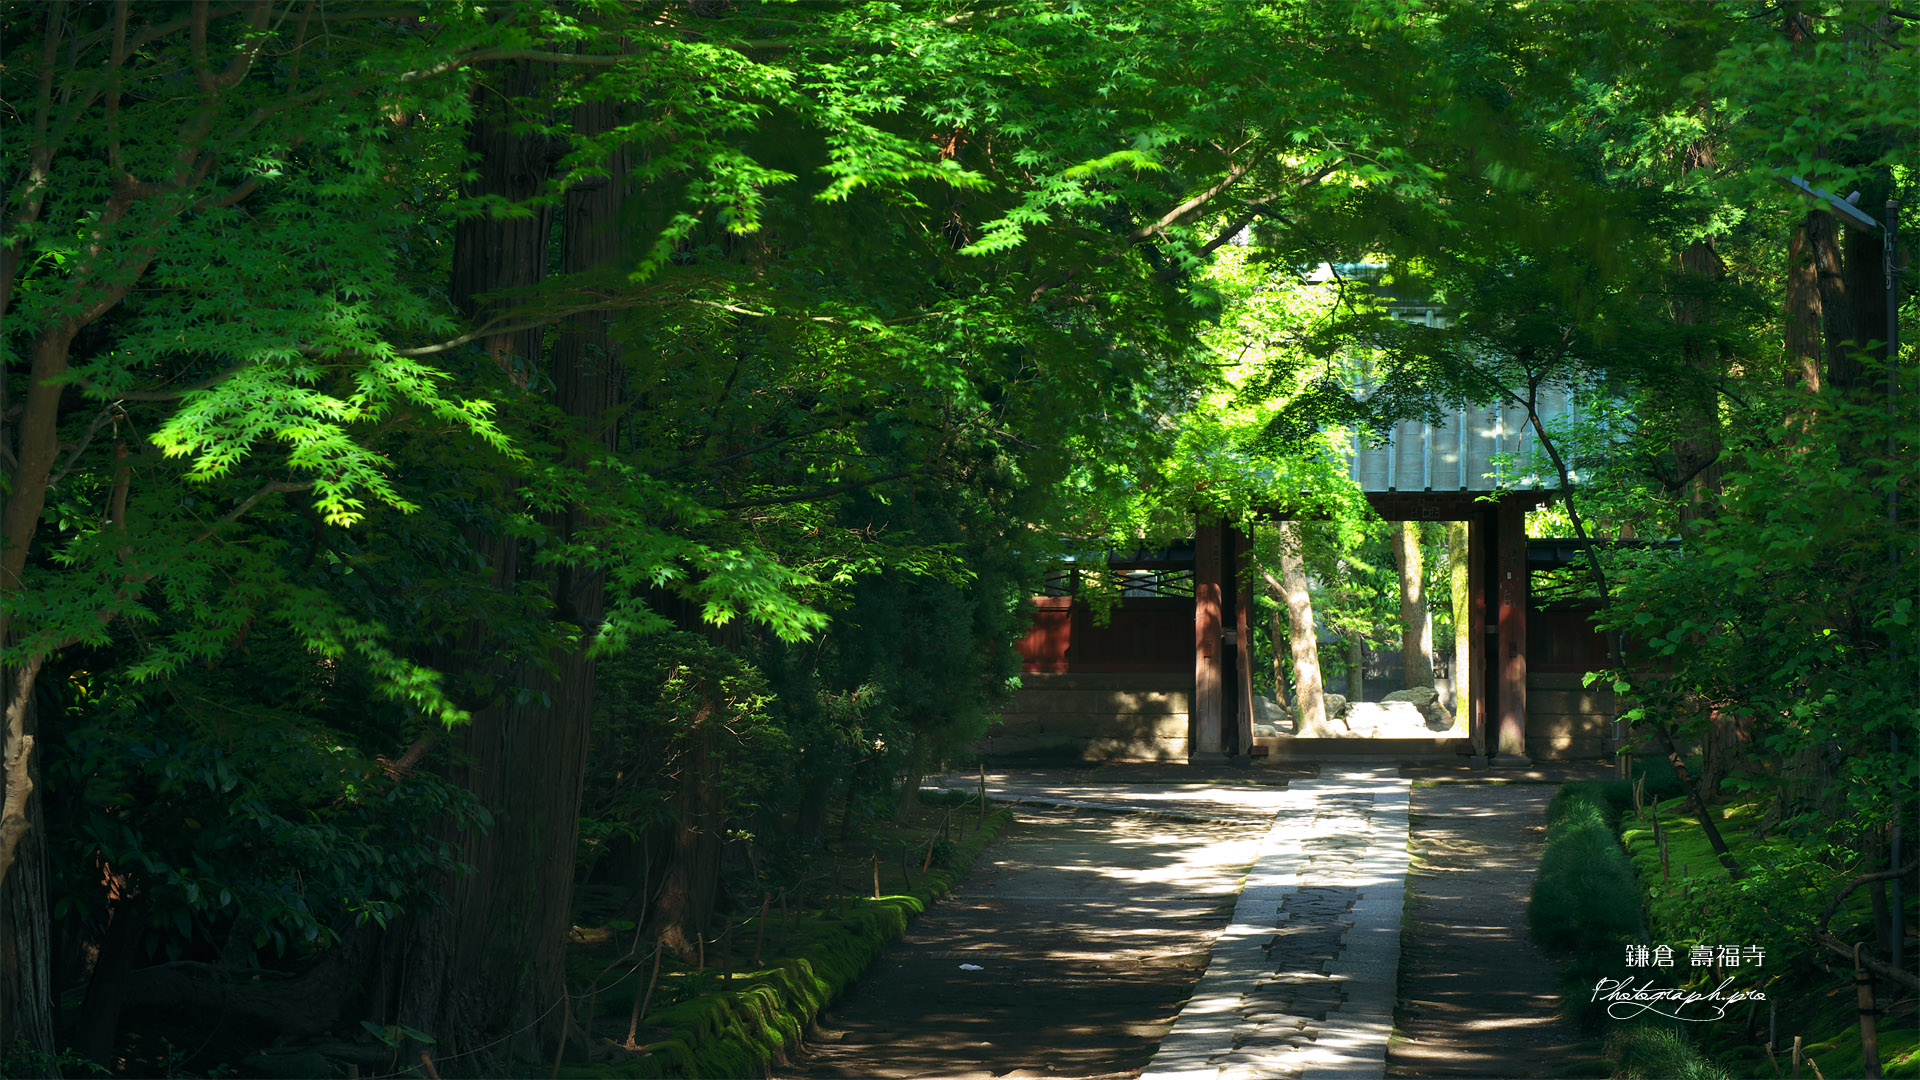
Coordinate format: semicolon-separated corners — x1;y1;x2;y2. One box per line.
783;806;1271;1079
1144;767;1411;1080
787;766;1608;1079
1387;781;1603;1078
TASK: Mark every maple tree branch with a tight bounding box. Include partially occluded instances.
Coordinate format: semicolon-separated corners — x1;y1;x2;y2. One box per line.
192;481;311;543
47;406;121;488
87;366;244;401
0;3;66;323
1123;153;1259;247
661;426;839;476
395;47;626;83
714;468;930;510
1033;151;1344;301
380;733;437;779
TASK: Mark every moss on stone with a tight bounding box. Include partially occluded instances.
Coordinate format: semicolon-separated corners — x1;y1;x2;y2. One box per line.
562;808;1011;1078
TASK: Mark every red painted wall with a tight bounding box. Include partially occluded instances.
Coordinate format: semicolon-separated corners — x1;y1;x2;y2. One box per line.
1015;596;1192;673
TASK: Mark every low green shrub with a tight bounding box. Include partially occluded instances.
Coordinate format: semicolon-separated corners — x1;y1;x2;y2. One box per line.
1625;755;1688;802
1604;1023;1730;1080
1546;780;1632;833
1530;782;1649;1034
1531;822;1643;952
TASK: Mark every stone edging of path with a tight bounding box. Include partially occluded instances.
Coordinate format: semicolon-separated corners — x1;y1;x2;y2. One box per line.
920;788;1266;827
1143;767;1412;1080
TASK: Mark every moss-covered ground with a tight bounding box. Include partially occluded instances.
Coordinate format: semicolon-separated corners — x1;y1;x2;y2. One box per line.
1614;796;1918;1079
557;795;1012;1079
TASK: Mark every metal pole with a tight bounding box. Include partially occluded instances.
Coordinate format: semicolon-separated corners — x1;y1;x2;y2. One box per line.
1886;198;1904;978
1887;200;1900;382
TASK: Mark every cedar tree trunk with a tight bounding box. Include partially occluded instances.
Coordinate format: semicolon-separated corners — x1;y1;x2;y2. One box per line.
1395;522;1434;688
652;715;724;960
394;60;612;1071
1274;523;1328;735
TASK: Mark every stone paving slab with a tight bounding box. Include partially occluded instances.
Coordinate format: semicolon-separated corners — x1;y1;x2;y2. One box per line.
929;769;1301;825
930;766;1413;1080
1141;767;1412;1080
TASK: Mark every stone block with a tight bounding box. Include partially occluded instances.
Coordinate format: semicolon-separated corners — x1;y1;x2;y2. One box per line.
1380;686;1438;707
992;712;1189;739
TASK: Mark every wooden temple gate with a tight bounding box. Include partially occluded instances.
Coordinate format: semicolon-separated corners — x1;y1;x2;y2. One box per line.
1183;490;1538;763
993;389;1617;764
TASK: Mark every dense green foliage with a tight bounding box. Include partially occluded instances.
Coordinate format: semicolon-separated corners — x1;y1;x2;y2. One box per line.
1622;799;1920;1079
2;0;1912;1075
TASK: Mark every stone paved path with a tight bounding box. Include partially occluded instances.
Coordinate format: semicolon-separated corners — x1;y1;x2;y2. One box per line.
784;804;1272;1079
796;765;1604;1079
1141;767;1410;1080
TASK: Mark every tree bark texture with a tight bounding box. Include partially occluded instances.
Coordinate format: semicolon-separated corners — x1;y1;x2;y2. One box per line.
1276;523;1328;736
1787;216;1826;393
1839;176;1892;391
0;668;54;1078
74;887;148;1065
1;328;76;904
1395;522;1434;688
652;719;723;960
1448;521;1471;722
1808;209;1863;392
393;60;611;1071
1673;233;1727;528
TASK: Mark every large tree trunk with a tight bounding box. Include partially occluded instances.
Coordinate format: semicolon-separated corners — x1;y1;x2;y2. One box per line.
1808;208;1863;393
392;59;614;1072
1837;172;1892;394
1;330;77;901
74;886;147;1066
1275;523;1328;736
1268;607;1291;716
1395;522;1434;688
1670;159;1748;792
1448;520;1471;722
895;738;930;824
1787;215;1826;393
1674;231;1728;528
652;719;723;960
0;664;55;1079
